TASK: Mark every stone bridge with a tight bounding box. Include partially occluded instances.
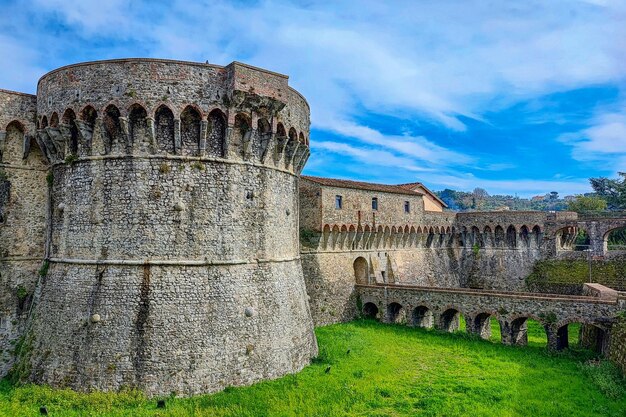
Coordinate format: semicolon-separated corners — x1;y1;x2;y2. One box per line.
553;215;626;256
357;283;626;353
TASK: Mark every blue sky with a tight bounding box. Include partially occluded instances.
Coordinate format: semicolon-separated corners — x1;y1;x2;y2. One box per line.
1;0;625;197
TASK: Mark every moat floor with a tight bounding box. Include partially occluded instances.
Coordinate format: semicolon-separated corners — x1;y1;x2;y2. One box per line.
1;320;624;417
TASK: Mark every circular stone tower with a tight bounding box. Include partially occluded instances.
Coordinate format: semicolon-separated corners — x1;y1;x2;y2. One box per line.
27;59;317;396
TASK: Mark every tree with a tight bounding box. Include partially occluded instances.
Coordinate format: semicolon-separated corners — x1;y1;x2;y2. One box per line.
590;172;626;209
567;195;607;212
472;187;489;198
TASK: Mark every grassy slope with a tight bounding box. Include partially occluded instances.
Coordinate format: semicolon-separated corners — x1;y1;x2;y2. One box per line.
0;320;624;417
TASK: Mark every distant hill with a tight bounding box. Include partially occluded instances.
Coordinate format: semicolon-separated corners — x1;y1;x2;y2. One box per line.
436;188;571;212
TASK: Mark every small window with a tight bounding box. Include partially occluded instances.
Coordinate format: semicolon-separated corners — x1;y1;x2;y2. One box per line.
404;201;410;213
335;195;343;209
372;197;378;211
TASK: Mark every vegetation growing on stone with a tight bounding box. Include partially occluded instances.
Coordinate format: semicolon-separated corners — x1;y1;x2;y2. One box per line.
37;260;49;277
64;154;78;165
526;259;626;291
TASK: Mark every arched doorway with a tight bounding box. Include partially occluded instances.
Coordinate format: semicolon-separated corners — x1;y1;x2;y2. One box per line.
353;257;369;284
439;308;462;332
386;302;404;324
363;302;379;319
412;306;433;328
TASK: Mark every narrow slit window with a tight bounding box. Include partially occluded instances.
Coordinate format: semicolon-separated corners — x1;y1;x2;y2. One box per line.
372;197;378;211
335;195;343;209
404;201;410;213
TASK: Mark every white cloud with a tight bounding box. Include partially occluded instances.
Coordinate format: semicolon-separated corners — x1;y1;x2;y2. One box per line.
560;106;626;171
1;0;625;192
313;141;433;173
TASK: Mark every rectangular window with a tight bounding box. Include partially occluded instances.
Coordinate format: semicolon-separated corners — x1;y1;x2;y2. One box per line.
404;201;410;213
372;197;378;211
335;195;343;209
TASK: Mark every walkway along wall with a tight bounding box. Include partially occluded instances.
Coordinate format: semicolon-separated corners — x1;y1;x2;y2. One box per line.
357;283;625;353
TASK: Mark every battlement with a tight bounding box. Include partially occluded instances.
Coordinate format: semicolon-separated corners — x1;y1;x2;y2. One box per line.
32;59;309;174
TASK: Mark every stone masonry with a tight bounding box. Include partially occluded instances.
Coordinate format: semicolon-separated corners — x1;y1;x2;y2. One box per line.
0;59;317;396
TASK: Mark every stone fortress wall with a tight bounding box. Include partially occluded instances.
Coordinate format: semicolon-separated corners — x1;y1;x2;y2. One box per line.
299;177;626;327
0;59;318;396
0;89;47;377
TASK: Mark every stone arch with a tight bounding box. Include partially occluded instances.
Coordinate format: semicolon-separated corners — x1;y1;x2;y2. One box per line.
322;224;331;250
386;302;404;324
412;306;434;328
331;225;340;250
80;105;97;128
207;108;226;158
574;228;590;251
604;226;626;252
532;225;542;247
409;226;417;248
298;131;305;144
155;104;175;154
437;227;446;247
3;121;25;162
439;308;462;332
50;112;59;127
180;105;202;156
506;225;517;249
347;224;357;250
556;320;608;353
103;105;122;154
519;225;530;248
471;312;499;340
402;225;410;247
354;256;368;284
40;115;48;129
62;108;79;155
383;226;391;249
363;302;379;319
276;122;287;138
284;127;298;168
426;227;435;248
483;226;493;247
505;315;547;347
494;225;505;248
361;225;370;250
555;226;577;250
471;226;483;248
232;113;251;159
128;104;148;152
256;117;272;159
339;224;348;249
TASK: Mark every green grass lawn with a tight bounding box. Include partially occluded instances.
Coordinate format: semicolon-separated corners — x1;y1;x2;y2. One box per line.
1;320;624;417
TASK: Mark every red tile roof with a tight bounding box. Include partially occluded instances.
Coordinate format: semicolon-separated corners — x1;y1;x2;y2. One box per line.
302;176;425;197
397;182;448;208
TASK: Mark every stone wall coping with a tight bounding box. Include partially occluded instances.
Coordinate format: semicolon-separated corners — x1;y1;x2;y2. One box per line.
49;256;301;266
356;283;619;305
583;283;619;302
457;210;549;215
0;88;36;98
37;58;289;85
